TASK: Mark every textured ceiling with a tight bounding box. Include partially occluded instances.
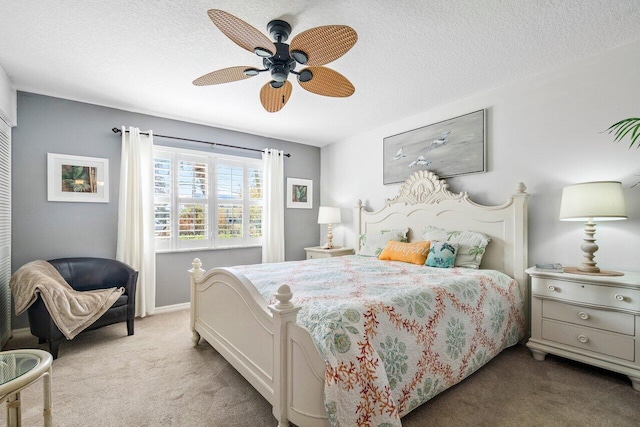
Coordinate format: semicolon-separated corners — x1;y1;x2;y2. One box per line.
1;0;639;146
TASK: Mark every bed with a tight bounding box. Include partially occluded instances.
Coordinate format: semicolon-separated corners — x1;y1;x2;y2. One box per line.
189;170;529;426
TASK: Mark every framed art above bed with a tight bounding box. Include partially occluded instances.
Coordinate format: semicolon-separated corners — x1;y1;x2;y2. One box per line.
383;109;486;184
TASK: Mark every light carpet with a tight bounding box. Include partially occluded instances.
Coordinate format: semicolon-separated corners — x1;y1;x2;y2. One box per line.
2;309;639;426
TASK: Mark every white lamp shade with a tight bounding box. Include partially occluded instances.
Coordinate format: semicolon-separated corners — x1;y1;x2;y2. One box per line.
559;181;627;221
318;206;341;224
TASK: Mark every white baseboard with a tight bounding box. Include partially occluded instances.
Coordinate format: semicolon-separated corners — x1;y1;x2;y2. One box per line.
10;303;190;338
153;302;190;314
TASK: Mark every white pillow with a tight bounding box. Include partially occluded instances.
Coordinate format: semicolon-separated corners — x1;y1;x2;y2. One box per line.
422;225;490;268
359;228;409;257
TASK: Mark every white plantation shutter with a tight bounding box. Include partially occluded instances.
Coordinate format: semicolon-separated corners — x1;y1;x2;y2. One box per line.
177;155;208;250
153;146;262;251
216;160;244;245
247;166;263;241
153;155;171;251
0;119;11;348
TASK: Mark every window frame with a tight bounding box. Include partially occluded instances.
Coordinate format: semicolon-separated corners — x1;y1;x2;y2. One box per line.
153;146;263;253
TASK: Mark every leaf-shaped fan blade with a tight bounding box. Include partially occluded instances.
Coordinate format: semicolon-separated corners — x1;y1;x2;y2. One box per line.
193;66;255;86
290;25;357;66
260;81;293;112
298;67;355;97
208;9;275;56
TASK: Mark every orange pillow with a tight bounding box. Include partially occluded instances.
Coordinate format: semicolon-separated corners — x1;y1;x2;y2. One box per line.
378;240;431;265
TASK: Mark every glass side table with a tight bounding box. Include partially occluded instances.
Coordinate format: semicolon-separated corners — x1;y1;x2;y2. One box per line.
0;349;53;427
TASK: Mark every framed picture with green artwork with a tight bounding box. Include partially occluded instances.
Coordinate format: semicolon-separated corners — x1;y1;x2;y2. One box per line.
47;153;109;203
286;177;312;209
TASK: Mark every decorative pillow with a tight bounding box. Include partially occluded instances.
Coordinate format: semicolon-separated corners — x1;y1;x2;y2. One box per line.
422;226;490;269
425;241;458;268
378;240;431;265
359;228;409;257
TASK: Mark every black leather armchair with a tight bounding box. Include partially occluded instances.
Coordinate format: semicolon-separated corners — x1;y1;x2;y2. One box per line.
27;257;138;359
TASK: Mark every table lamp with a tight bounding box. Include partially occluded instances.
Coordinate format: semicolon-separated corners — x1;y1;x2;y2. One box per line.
559;181;627;275
318;207;341;249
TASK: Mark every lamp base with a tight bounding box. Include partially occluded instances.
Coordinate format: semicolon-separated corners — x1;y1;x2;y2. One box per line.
321;223;335;250
563;266;624;277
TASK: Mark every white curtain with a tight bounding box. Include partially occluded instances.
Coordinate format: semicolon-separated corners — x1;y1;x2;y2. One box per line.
262;149;285;263
117;126;156;317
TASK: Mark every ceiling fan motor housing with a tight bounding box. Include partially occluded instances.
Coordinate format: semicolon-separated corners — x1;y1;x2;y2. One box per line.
266;41;296;82
267;19;292;42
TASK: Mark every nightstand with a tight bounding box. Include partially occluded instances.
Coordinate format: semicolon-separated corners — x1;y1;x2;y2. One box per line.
304;247;354;260
526;267;640;391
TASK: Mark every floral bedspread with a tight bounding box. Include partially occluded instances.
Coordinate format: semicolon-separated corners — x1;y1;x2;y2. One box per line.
232;255;524;427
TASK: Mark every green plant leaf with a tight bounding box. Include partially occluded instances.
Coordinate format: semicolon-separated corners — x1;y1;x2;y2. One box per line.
615;121;637;142
606;118;640;148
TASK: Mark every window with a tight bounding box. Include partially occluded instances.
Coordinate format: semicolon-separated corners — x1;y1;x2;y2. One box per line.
153;147;263;251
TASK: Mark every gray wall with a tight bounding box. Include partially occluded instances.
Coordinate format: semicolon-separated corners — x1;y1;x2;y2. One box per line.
11;92;321;328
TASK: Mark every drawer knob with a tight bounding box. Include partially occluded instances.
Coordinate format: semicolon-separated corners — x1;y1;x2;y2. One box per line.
614;294;625;302
577;335;589;344
547;285;556;291
578;311;589;320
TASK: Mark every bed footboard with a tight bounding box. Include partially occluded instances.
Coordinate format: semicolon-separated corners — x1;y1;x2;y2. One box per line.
189;258;329;427
287;323;330;427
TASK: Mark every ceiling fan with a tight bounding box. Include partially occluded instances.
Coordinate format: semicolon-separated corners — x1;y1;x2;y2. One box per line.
193;9;358;112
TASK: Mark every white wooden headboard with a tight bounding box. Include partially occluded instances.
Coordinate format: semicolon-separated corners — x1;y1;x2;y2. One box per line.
356;171;529;299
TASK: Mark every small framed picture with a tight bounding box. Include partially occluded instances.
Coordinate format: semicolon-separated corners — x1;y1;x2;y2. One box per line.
47;153;109;203
287;177;312;209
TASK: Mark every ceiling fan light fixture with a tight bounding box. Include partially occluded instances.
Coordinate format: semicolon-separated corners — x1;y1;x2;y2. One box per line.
298;69;313;83
254;47;273;58
291;50;308;65
271;64;289;82
270;81;285;89
243;68;260;76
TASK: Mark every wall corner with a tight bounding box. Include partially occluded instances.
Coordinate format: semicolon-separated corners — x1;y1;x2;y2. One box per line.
0;63;17;127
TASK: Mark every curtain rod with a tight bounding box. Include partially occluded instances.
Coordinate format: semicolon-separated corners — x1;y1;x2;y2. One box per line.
111;127;291;157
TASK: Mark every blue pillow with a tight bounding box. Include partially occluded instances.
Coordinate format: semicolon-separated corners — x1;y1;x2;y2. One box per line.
425;241;458;268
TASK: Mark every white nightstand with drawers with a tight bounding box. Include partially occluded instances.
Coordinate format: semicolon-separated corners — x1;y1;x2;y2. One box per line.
526;267;640;391
304;247;354;260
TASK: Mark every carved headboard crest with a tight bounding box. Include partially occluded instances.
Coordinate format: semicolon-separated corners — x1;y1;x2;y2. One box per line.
385;170;467;206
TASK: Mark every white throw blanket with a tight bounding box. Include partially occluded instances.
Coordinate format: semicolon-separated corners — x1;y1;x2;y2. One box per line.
10;260;124;339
